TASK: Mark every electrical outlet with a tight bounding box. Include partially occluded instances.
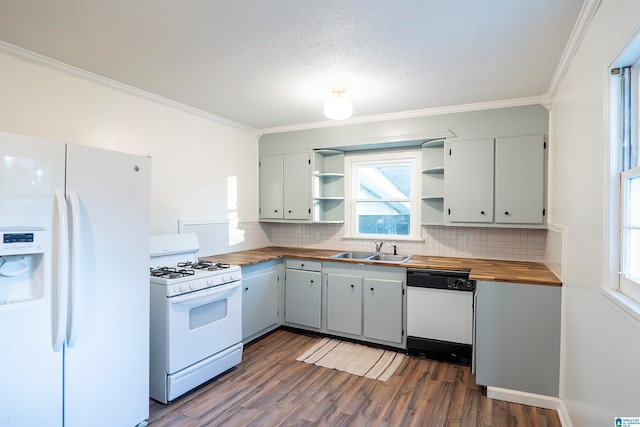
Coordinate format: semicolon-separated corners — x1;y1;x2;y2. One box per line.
457;235;467;248
314;232;320;241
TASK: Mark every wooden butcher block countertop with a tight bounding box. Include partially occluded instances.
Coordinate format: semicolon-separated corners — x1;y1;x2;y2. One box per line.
200;246;561;287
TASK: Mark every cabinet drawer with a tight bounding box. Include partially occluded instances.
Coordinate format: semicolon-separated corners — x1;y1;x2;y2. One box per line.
285;259;321;271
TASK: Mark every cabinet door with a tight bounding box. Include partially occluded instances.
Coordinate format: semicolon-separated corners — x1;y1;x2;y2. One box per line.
242;268;279;341
327;274;362;336
445;139;494;223
283;153;310;220
260;155;284;219
285;269;321;328
475;281;561;397
363;278;403;344
495;135;545;224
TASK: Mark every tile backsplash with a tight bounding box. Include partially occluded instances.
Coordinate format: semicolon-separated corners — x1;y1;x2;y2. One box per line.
183;219;546;262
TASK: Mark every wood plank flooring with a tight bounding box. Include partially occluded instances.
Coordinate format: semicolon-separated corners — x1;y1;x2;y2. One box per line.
148;330;561;427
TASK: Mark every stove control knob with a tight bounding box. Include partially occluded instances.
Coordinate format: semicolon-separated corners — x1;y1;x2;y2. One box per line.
224;274;231;282
190;282;196;290
207;278;214;286
180;284;187;292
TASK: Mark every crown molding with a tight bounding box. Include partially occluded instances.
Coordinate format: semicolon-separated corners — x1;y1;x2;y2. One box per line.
544;0;603;108
260;96;545;135
0;41;258;134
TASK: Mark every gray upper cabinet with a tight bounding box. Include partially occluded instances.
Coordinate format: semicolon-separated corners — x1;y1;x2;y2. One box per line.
495;135;545;224
445;138;495;223
259;154;284;219
260;153;310;221
444;135;546;227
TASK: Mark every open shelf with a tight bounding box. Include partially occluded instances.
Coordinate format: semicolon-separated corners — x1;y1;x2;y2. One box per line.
312;150;345;223
421;140;446;225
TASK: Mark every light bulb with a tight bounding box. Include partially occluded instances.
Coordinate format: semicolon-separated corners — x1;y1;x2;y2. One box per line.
324;95;353;120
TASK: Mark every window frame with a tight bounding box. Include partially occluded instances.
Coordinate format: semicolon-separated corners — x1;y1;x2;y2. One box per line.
612;57;640;305
344;150;422;241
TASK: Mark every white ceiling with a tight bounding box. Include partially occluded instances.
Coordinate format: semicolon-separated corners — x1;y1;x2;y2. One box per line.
0;0;586;131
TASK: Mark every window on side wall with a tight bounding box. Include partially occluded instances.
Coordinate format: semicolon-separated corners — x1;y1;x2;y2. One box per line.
614;60;640;303
344;150;421;241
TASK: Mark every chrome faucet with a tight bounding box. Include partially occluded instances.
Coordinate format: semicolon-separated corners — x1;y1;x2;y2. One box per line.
374;241;384;252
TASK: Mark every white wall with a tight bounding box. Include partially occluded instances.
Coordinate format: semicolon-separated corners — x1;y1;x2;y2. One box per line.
0;52;259;235
549;1;640;425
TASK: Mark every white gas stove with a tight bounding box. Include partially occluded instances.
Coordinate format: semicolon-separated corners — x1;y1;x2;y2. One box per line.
149;233;243;403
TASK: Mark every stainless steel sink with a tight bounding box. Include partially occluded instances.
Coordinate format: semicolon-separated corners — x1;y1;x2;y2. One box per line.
331;251;375;259
330;252;411;263
367;254;412;263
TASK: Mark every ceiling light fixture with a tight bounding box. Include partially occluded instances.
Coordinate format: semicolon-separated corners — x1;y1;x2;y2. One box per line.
323;85;353;120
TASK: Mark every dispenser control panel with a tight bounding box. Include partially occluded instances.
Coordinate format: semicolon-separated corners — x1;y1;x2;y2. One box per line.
1;230;45;256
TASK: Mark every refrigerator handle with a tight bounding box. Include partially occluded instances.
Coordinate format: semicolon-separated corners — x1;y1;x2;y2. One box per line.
67;189;82;348
52;190;69;352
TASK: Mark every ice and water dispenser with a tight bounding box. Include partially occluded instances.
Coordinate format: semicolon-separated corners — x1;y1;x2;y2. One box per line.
0;230;45;305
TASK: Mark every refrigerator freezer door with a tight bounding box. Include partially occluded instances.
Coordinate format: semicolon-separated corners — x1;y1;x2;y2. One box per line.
0;133;65;426
63;144;151;427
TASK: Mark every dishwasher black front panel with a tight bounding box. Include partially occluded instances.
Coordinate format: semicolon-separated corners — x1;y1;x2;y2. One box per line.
406;336;472;365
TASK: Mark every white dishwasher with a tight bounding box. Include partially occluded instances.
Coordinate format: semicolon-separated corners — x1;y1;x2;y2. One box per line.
406;269;475;365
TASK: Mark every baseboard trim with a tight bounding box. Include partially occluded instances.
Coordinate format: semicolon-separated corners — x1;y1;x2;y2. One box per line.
556;400;573;427
486;387;571;427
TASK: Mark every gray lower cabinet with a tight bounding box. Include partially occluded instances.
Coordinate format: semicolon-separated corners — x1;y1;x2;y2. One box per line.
241;261;280;342
285;260;322;329
363;277;404;344
474;280;561;397
324;263;406;348
327;274;362;335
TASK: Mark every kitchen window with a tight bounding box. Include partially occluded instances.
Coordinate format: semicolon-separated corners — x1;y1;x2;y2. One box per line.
611;53;640;306
344;151;421;241
619;63;640;303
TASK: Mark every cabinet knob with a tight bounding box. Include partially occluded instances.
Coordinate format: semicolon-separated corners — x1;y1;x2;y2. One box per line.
301;263;304;267
505;211;510;215
480;211;485;215
244;287;249;292
310;280;314;284
350;284;354;289
274;209;278;212
288;210;292;213
370;287;374;291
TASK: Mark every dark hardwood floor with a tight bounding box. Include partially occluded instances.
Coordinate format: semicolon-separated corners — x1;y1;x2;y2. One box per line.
148;330;561;426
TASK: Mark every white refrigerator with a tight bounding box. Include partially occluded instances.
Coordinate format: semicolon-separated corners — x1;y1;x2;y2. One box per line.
0;132;151;427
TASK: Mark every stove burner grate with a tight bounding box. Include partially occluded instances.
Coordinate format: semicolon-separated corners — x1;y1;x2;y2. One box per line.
177;261;231;271
150;267;196;279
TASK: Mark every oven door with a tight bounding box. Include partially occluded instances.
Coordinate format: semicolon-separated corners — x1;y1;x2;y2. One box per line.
165;280;242;374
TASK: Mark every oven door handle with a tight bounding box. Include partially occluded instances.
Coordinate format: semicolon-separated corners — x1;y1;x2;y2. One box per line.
169;281;240;306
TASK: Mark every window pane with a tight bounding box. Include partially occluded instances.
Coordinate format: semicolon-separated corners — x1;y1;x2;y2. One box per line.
357;165;411;199
628;175;640;226
628;228;640;280
356;201;410;235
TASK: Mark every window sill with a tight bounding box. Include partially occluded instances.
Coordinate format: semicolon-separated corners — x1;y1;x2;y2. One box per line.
341;236;425;243
600;287;640;328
